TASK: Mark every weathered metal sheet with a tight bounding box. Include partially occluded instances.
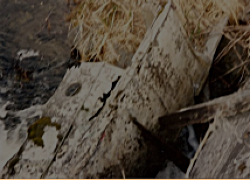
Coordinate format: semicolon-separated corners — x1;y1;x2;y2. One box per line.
188;110;250;178
0;0;225;178
0;62;124;178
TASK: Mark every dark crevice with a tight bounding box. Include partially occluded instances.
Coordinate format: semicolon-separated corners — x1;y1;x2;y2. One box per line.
137;65;141;74
67;47;82;69
89;76;121;121
132;117;189;173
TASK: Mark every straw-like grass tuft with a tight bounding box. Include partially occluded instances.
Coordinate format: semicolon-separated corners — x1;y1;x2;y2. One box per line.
67;0;167;65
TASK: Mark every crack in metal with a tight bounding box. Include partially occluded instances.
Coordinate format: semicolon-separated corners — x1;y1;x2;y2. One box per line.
89;76;121;121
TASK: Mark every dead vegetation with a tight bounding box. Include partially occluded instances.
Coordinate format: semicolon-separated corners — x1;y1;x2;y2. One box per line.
67;0;167;65
67;0;250;73
67;0;250;97
168;0;250;99
66;0;250;177
174;0;245;50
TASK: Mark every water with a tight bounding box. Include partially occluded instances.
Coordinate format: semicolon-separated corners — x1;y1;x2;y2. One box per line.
0;0;72;111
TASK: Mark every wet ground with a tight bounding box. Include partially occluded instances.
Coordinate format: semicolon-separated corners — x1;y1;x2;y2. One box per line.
0;0;72;111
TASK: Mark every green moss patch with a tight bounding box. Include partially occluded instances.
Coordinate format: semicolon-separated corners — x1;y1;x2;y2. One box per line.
27;117;61;147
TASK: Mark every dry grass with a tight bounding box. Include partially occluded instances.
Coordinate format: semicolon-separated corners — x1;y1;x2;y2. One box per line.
173;0;250;88
67;0;167;65
68;0;250;74
173;0;245;51
67;0;250;175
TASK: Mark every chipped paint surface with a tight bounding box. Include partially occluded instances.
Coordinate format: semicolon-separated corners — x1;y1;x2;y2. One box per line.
0;1;224;178
189;111;250;178
22;126;59;161
187;79;250;178
0;121;25;170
